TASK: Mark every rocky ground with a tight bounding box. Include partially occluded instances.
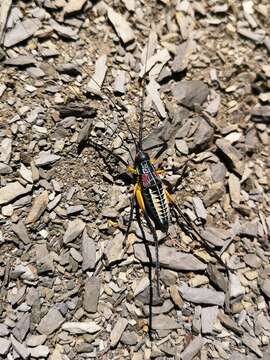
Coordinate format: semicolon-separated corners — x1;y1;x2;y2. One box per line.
0;0;270;359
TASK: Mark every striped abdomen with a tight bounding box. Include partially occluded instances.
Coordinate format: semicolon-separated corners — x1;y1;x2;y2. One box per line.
141;178;170;233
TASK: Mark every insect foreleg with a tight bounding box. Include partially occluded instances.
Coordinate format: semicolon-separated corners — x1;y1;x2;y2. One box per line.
87;138;129;167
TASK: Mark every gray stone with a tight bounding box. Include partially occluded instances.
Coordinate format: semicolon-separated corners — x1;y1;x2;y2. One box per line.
0;182;31;205
4;55;36;66
4;19;41;47
0;138;12;163
81;229;96;271
0;162;12;174
37;308;64;335
30;345;50;358
62;321;101;334
35;151;60;167
201;306;218;334
110;318;129;347
134;244;207;271
216;139;244;176
229;272;245;299
25;190;48;224
107;7;135;44
83;276;100;313
13;313;31;342
11;221;30;245
63;219;85;244
11;335;30;359
0;338;11;356
181;336;205;360
26;334;47;347
179;286;225;306
0;323;9;336
218;311;243;335
152;314;181;330
172;80;209;108
104;232;125;265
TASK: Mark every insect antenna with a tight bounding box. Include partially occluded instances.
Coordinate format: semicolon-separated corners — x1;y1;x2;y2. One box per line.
87;75;138;155
138;30;152;151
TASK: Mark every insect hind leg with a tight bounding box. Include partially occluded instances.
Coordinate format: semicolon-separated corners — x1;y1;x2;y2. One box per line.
135;205;154;340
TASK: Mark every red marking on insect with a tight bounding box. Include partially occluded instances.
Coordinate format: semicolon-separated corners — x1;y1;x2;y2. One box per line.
142;173;151;187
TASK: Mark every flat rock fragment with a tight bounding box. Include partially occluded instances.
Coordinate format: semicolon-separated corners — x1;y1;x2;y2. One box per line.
0;138;12;163
216;139;244;175
4;18;41;47
172;80;209;108
172;39;196;73
25;190;48;224
218;311;243;335
260;279;270;298
26;334;47;347
63;219;85;244
107;7;135;44
37;308;64;335
228;173;241;205
13;313;31;342
104;232;125;265
113;70;126;94
11;221;30;244
179;286;225;306
30;345;50;358
188;118;214;152
140;48;170;77
86;54;107;95
244;254;261;268
251;105;270;123
0;338;11;356
0;182;31;205
35;151;60;167
146;79;167;118
62;322;101;334
83;276;100;313
19;164;33;183
10;335;30;359
81;229;96;271
49;19;78;40
201;306;218;334
152;314;181;330
203;181;225;207
64;0;87;14
192;196;207;220
4;55;36;66
110;318;128;347
242;334;263;358
229;272;245;299
0;0;12;44
181;335;205;360
237;27;265;44
134;244;207;271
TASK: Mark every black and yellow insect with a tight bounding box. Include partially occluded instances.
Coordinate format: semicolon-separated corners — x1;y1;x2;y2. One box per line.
83;36;230;339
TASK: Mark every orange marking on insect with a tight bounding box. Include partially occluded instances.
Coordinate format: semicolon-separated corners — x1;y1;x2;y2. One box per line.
134;183;145;212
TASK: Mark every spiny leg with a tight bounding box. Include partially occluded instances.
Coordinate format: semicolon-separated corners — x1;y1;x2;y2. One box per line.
86;138;129;167
124;197;135;247
170;199;231;272
135;205;153;340
143;212;161;298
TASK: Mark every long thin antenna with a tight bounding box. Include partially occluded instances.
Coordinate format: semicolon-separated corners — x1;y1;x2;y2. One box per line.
85;70;138;149
138;28;152;151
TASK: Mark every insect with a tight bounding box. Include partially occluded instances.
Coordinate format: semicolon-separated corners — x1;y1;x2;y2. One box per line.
81;33;230;339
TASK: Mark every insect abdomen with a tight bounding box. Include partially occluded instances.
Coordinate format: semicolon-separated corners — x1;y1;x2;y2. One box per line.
142;182;170;233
